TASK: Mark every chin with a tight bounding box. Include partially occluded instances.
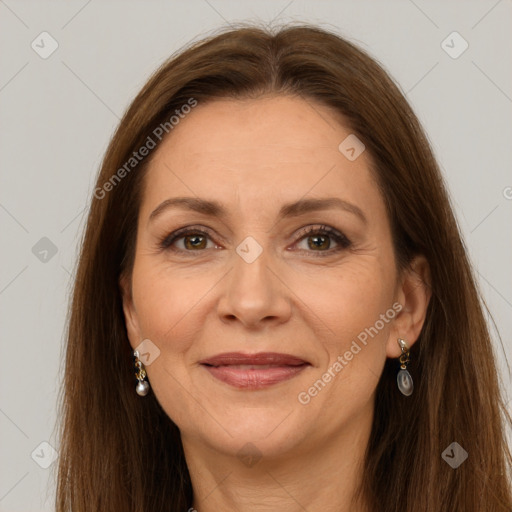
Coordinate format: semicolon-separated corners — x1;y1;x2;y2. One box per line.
182;410;307;461
211;429;303;463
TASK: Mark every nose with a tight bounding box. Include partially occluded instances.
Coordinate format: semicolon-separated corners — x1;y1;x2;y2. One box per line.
216;243;292;330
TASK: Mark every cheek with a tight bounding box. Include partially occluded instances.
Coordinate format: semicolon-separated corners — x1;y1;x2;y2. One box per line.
130;263;210;426
304;260;394;401
299;271;392;421
302;260;393;344
130;262;206;353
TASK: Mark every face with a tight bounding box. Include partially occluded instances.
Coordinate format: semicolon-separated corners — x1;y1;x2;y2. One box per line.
121;95;409;460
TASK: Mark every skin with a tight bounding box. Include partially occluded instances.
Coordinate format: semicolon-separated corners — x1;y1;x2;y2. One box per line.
120;95;431;512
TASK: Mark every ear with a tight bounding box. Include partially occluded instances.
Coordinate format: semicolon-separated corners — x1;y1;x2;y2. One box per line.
386;254;432;358
119;272;141;351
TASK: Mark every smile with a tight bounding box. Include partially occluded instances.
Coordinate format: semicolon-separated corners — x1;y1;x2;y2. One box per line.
199;352;311;389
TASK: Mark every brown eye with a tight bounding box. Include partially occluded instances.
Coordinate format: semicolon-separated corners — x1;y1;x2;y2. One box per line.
159;228;217;252
294;225;351;256
182;233;208;250
306;234;331;250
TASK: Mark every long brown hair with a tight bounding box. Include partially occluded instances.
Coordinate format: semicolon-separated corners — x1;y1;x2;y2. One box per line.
56;23;512;511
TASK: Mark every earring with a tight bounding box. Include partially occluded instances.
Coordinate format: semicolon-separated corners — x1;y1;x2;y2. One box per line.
134;350;150;396
396;338;413;396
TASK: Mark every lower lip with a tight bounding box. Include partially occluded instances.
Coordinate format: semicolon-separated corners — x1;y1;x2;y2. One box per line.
202;364;308;389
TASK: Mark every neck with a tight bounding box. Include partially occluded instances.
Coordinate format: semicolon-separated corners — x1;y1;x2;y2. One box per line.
182;402;373;512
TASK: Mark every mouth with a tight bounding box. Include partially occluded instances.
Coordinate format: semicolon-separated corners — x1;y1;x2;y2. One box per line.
199;352;311;389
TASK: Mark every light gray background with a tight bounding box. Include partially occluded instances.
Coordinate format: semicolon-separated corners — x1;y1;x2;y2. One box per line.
1;1;511;510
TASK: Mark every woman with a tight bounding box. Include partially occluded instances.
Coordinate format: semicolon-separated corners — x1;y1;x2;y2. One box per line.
56;23;512;511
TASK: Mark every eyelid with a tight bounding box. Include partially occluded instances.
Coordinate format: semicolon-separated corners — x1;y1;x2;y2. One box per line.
158;224;352;254
292;225;352;254
158;225;217;250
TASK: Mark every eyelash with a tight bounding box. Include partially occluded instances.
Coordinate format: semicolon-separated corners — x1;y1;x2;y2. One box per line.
158;225;352;257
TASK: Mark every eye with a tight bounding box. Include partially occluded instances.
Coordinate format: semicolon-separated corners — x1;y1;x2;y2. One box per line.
293;225;351;256
158;227;219;253
158;224;352;256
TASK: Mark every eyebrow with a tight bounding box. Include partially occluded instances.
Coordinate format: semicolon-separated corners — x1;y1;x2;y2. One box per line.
148;196;367;225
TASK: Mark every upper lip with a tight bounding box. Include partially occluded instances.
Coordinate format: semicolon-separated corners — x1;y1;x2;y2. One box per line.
199;352;309;367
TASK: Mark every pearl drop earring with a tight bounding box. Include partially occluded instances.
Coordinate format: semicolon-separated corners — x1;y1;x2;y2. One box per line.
396;338;414;396
134;350;150;396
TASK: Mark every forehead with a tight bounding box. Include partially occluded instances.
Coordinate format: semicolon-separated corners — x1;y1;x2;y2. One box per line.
155;95;352;162
140;96;382;221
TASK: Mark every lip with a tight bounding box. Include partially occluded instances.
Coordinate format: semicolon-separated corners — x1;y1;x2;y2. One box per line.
199;352;310;389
